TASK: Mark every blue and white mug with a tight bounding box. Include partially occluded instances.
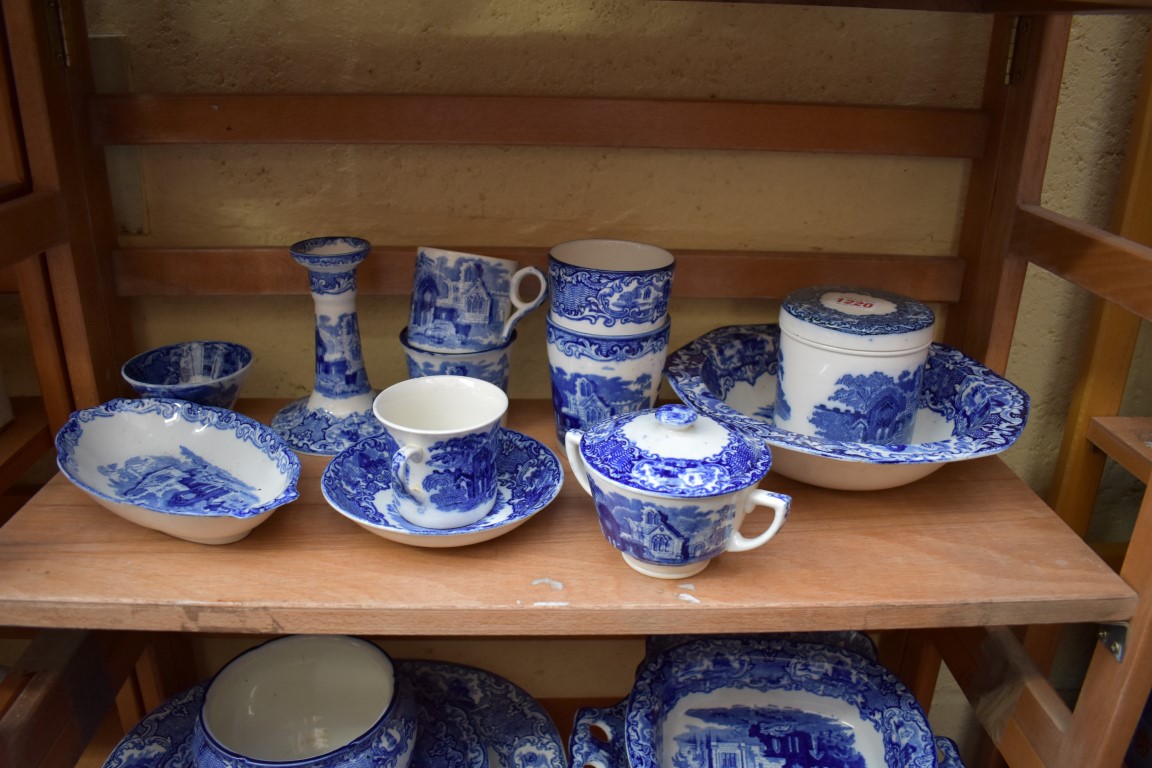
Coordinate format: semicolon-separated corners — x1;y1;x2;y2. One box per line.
399;327;514;393
548;239;675;336
546;313;670;448
408;247;546;354
372;376;508;529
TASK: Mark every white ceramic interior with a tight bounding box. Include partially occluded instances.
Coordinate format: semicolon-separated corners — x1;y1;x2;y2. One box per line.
202;635;396;762
373;375;508;434
549;238;675;271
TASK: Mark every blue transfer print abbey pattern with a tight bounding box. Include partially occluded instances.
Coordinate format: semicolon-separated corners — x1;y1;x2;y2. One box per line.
547;321;669;443
392;429;500;515
405;355;509;391
99;447;260;516
781;286;936;337
314;312;371;398
665;325;1028;465
409;252;511;350
548;260;673;330
807;367;922;444
672;705;866;768
587;481;736;566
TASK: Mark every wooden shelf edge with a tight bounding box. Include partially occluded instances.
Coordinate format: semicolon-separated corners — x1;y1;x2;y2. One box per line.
654;0;1152;12
113;247;966;301
1088;416;1152;483
89;94;989;159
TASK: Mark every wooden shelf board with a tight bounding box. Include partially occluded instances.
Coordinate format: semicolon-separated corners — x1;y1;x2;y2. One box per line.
0;398;50;496
112;247;966;302
655;0;1152;12
1088;416;1152;483
0;399;1132;636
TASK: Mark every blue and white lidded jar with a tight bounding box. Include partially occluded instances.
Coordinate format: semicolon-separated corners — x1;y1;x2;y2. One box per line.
774;286;935;445
566;404;790;579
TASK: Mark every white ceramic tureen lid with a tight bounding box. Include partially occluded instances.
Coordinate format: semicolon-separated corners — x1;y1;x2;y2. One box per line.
779;285;935;353
577;404;771;497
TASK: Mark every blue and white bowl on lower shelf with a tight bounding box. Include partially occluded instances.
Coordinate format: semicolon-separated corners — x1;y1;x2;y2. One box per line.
570;635;965;768
55;398;300;545
664;324;1029;491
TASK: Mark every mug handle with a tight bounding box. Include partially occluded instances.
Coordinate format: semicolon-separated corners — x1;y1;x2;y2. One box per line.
500;266;548;342
390;444;428;504
569;700;628;768
727;490;790;553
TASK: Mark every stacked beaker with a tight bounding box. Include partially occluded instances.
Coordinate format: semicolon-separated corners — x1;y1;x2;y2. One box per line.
402;247;547;393
545;239;676;447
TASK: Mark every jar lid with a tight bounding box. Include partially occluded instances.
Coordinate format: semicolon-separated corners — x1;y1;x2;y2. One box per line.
577;404;771;497
779;286;935;352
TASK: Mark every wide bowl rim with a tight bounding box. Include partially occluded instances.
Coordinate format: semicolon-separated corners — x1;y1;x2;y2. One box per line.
120;339;254;390
55;397;300;519
665;323;1029;466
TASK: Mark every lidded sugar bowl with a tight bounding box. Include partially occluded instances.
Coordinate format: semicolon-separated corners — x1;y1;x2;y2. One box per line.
565;404;790;579
774;285;936;444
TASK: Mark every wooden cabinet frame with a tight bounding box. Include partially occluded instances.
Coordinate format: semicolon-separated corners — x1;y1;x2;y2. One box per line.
2;2;1151;767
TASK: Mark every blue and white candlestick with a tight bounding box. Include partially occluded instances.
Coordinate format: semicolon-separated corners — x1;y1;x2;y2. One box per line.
271;236;384;455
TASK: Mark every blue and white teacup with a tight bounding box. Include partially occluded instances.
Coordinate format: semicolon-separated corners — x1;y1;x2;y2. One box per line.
372;376;508;529
407;247;546;354
546;313;670;448
548;239;675;336
191;635;417;768
566;404;790;579
399;327;514;393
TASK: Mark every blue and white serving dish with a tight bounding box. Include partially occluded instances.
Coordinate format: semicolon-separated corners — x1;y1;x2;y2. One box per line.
56;398;300;545
570;635;966;768
121;340;253;409
321;428;563;547
102;659;566;768
665;324;1029;491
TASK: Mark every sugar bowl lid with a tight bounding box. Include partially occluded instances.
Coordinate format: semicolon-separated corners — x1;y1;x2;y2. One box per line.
576;404;772;497
780;285;935;352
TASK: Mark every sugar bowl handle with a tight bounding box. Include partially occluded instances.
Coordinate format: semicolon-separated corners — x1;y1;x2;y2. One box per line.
569;700;627;768
726;490;790;553
564;429;594;496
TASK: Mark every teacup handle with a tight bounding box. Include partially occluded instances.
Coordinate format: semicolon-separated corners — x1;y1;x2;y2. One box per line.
390;445;428;504
500;266;547;342
727;490;790;553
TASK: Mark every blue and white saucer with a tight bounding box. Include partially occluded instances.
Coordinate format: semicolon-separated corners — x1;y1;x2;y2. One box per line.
321;428;563;548
102;660;566;768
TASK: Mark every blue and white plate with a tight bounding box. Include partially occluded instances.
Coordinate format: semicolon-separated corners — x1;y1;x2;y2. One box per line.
571;636;965;768
102;660;565;768
665;324;1029;491
321;428;563;547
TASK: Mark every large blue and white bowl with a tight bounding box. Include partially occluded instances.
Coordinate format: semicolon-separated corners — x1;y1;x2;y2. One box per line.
55;398;300;545
121;340;253;409
665;324;1029;491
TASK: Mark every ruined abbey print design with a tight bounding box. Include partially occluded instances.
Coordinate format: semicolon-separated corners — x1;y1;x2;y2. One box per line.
99;446;260;515
588;483;736;564
410;253;509;350
672;705;866;768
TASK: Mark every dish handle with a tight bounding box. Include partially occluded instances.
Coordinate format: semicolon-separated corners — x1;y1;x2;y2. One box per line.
937;736;967;767
568;700;627;768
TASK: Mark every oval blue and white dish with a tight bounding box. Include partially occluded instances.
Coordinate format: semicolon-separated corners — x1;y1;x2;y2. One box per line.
571;635;966;768
56;398;300;545
101;659;566;768
664;324;1029;491
321;428;563;547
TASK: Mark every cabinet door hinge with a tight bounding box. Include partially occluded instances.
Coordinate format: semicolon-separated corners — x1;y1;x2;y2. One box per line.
1003;16;1030;86
44;0;70;66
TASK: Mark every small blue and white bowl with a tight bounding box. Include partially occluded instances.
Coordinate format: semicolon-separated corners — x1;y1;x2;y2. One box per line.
665;324;1029;491
55;398;300;545
121;340;253;410
566;404;789;579
190;635;417;768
